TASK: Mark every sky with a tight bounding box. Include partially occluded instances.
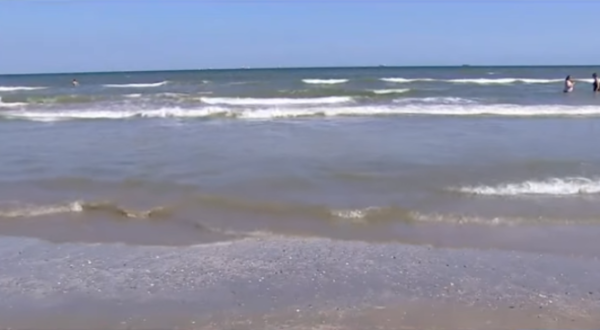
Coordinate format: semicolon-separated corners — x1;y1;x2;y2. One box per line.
1;0;599;74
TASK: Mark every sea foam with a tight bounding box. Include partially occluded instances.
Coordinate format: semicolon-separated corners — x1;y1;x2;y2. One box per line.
380;77;566;84
103;81;169;88
200;96;353;106
454;177;600;196
302;79;348;84
4;103;600;122
0;86;46;92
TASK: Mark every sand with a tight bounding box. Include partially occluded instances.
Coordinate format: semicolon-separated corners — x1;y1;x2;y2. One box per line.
0;234;599;329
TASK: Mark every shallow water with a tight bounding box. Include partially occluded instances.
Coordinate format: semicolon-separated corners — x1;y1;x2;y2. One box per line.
2;66;600;254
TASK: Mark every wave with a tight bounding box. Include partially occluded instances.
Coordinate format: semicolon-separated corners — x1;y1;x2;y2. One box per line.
381;78;435;83
103;81;169;88
371;89;410;94
454;177;600;196
393;97;477;104
450;78;563;84
0;201;169;219
26;95;96;104
200;96;354;106
0;107;231;122
0;198;411;224
380;77;567;84
0;97;27;108
0;86;46;92
302;79;348;84
1;198;589;228
5;103;600;121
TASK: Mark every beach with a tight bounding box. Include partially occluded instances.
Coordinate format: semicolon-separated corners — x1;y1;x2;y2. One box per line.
1;66;600;329
1;236;600;329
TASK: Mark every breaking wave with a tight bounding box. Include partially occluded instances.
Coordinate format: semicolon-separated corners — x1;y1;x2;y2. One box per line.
200;96;354;106
0;86;46;92
302;79;348;84
454;177;600;196
0;198;411;224
0;197;590;227
0;97;27;108
380;77;570;84
0;201;168;219
4;103;600;121
103;81;169;88
371;89;411;94
381;78;435;83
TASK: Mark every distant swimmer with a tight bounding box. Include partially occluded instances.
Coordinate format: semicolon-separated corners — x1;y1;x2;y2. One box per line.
72;79;79;87
563;75;574;93
593;73;599;92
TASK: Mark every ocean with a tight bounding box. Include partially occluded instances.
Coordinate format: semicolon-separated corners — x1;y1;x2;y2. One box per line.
2;66;600;329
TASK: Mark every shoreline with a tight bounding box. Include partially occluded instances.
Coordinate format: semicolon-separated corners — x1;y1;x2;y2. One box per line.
1;235;599;329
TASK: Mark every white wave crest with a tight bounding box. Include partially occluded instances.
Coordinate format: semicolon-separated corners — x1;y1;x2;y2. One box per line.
380;77;566;84
0;86;46;92
5;104;600;122
302;79;348;84
455;177;600;196
381;78;435;83
372;89;410;94
0;97;27;108
448;78;562;84
0;201;84;218
393;97;477;105
104;81;169;88
0;107;234;122
201;96;353;106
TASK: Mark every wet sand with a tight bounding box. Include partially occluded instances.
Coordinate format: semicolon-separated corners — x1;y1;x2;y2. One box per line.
1;235;599;329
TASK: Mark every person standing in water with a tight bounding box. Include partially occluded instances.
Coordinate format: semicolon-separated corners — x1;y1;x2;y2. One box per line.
593;73;599;92
563;75;574;93
72;79;79;87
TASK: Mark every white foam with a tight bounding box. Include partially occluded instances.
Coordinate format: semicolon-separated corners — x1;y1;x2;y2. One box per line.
5;103;600;122
577;78;597;83
104;81;169;88
302;79;348;84
0;107;233;122
449;78;562;84
380;77;565;84
372;89;410;94
0;97;27;108
0;86;46;92
381;78;435;83
455;177;600;196
393;97;477;104
201;96;354;106
0;201;84;218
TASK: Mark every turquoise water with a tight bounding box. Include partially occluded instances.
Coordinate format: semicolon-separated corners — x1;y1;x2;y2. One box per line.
2;66;600;249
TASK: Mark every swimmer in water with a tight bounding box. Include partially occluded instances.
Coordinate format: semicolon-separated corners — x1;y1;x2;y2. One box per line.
72;79;79;87
563;75;574;93
593;73;599;92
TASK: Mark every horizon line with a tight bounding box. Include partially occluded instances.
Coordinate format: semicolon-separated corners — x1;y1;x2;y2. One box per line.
1;64;599;77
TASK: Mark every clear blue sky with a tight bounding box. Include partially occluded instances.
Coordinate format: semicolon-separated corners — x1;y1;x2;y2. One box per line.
1;1;599;74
